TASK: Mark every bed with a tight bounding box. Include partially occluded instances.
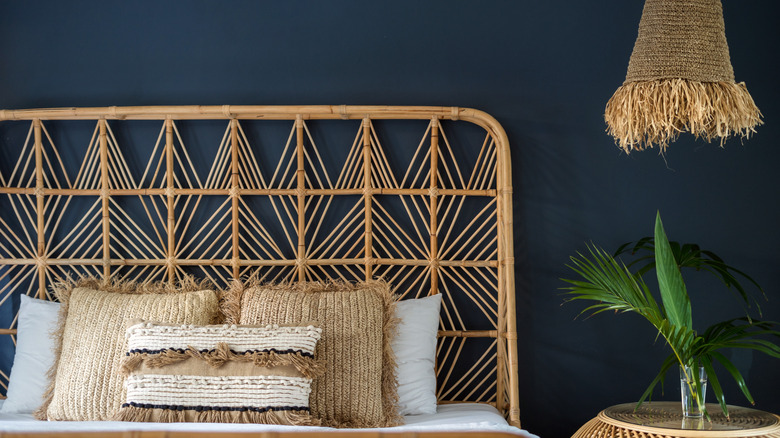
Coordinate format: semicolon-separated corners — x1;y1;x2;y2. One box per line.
0;105;531;437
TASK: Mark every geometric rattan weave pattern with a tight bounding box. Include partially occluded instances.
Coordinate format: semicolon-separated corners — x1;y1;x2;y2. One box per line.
0;105;519;427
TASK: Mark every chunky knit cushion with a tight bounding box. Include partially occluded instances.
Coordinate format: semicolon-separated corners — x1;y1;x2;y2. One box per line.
113;321;323;425
236;281;401;428
38;279;219;421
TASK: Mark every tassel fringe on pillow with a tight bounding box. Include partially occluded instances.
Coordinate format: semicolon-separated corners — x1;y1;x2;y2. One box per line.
121;342;325;379
113;404;320;425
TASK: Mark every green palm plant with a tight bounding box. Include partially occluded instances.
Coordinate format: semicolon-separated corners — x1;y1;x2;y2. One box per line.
561;212;780;419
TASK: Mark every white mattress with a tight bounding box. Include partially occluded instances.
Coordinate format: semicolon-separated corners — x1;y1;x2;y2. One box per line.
0;401;538;437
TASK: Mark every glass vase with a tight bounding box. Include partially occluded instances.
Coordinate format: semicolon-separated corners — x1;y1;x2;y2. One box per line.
680;365;707;417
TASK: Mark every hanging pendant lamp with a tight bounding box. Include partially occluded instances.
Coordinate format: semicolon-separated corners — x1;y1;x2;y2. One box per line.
605;0;763;153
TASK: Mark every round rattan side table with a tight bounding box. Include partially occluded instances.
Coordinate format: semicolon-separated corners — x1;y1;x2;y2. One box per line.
572;402;780;438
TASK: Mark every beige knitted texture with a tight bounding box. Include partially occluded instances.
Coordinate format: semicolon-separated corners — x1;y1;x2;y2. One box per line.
240;283;393;428
46;288;218;421
625;0;734;83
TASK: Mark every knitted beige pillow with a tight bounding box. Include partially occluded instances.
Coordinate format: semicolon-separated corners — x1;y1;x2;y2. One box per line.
37;278;219;421
114;321;324;425
234;281;401;428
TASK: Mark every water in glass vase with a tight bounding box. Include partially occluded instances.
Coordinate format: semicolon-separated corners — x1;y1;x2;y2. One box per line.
680;365;708;417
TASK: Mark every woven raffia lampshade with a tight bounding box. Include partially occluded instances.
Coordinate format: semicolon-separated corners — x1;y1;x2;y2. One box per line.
605;0;763;153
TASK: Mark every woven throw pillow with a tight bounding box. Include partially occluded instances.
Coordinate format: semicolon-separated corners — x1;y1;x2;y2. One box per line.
234;280;401;428
114;321;323;425
38;278;219;421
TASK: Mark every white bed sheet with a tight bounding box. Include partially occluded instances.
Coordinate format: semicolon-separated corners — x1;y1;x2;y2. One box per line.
0;401;538;437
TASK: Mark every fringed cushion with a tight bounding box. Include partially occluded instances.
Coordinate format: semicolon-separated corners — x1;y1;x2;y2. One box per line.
234;280;401;428
114;322;323;425
38;278;219;421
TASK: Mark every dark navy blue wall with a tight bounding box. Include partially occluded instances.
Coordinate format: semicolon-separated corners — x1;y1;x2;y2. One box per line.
2;1;779;436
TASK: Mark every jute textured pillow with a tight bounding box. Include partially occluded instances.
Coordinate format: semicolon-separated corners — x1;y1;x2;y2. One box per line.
114;321;324;425
37;277;219;421
232;280;401;428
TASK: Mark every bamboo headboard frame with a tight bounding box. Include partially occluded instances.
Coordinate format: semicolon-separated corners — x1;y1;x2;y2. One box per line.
0;105;519;427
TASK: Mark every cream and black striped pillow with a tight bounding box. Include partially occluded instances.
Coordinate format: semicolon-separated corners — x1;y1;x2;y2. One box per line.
114;321;324;425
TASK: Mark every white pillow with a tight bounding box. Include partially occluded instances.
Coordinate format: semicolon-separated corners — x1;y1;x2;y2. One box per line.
392;293;442;416
0;295;61;414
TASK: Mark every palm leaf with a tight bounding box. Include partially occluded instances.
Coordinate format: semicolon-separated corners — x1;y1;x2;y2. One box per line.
613;239;765;315
701;357;726;419
698;318;780;358
562;246;662;322
653;212;692;330
656;320;698;365
636;354;677;410
709;351;754;406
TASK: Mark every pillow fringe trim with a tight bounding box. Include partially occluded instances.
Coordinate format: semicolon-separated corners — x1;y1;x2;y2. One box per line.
379;280;403;427
121;343;325;378
113;405;320;425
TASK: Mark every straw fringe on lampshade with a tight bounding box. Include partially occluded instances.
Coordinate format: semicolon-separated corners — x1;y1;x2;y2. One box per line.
605;0;763;153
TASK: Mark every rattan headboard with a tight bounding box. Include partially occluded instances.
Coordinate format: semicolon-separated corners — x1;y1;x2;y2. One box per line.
0;105;519;427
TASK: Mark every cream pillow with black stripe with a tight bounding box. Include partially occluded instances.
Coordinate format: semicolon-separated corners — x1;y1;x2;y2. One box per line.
114;321;323;425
